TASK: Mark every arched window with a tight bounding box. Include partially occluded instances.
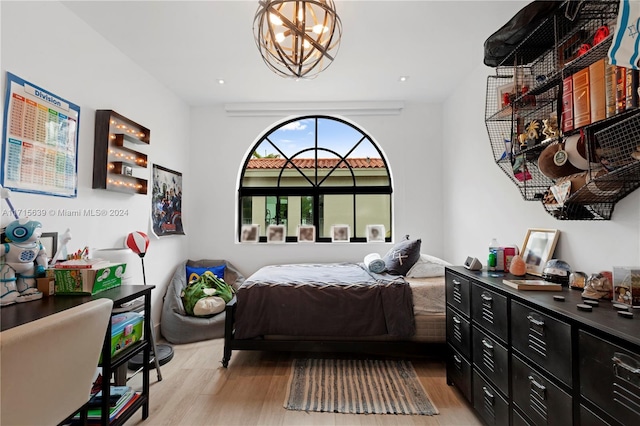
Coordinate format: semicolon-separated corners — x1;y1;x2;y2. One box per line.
238;116;392;242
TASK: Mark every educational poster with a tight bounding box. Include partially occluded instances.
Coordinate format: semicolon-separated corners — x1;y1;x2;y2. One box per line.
1;72;80;197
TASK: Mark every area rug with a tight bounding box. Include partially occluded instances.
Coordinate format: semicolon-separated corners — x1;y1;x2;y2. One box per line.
284;358;439;415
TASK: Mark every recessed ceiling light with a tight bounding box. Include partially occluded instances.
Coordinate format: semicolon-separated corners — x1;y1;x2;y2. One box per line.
218;79;225;85
398;76;409;82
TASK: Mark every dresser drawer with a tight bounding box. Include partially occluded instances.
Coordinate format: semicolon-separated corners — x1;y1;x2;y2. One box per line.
447;307;471;358
511;300;572;386
512;354;572;426
579;330;640;426
472;326;509;397
513;409;532;426
580;404;611;426
473;370;509;426
446;272;470;316
446;344;471;402
471;285;508;342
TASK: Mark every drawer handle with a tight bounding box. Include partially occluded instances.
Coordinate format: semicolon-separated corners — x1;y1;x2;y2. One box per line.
481;338;494;351
453;354;462;364
528;375;547;397
612;354;640;376
482;386;494;400
453;279;461;287
481;292;493;302
526;314;545;327
452;316;461;325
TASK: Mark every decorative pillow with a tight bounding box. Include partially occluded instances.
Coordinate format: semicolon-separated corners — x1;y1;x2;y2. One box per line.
383;238;421;275
186;264;226;284
406;253;452;278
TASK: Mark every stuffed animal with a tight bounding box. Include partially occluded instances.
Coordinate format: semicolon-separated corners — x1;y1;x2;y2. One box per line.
0;218;47;306
181;271;235;316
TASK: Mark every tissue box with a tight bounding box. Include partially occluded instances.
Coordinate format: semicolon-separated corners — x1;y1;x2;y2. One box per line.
54;263;126;295
613;266;640;306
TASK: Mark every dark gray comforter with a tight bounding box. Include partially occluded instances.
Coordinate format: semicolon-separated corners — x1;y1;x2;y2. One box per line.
234;263;416;339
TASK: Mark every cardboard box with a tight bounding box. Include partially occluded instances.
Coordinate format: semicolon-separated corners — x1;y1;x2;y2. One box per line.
54;263;126;295
613;266;640;306
36;277;55;296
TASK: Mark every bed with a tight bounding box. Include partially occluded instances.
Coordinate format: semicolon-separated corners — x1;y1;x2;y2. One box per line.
221;260;446;367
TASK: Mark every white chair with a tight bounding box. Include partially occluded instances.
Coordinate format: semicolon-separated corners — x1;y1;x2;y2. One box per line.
0;298;113;426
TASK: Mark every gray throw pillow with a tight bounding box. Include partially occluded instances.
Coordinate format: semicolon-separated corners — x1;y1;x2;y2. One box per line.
383;238;421;275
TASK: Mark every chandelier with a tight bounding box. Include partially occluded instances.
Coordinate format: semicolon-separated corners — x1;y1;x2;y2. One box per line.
253;0;342;79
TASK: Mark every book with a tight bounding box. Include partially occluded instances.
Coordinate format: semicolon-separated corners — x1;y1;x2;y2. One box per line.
54;258;110;269
589;58;606;122
86;389;137;421
88;385;132;408
502;279;562;291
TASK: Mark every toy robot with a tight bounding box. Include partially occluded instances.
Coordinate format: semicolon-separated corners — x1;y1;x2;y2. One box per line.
0;218;47;306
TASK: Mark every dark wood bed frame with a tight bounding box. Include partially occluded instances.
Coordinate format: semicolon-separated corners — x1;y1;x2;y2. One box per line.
221;298;445;367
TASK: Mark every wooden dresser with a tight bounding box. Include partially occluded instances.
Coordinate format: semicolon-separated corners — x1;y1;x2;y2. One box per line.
445;266;640;426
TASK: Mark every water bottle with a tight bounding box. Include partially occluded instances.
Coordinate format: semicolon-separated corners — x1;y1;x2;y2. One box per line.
488;238;499;271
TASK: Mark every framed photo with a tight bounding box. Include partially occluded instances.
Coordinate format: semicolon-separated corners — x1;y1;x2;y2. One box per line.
521;228;560;276
151;164;184;237
267;224;285;243
240;224;259;243
331;225;350;242
297;225;315;243
366;224;385;242
39;232;58;264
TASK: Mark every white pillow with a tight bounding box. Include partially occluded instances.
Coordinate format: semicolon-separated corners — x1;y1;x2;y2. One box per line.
406;254;452;278
193;296;226;316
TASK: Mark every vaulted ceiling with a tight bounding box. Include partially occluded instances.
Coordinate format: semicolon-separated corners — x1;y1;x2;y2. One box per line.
63;0;528;106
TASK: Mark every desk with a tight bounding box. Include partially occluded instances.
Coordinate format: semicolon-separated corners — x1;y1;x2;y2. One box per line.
1;285;155;425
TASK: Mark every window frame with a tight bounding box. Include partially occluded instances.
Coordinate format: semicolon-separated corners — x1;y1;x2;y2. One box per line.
238;115;392;243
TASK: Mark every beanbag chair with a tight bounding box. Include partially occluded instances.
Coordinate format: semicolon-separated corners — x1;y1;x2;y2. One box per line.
160;259;245;344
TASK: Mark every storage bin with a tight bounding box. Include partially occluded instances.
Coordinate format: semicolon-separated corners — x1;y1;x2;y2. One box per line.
109;312;143;358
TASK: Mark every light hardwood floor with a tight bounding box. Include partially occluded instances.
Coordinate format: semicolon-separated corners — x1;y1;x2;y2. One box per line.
124;338;481;426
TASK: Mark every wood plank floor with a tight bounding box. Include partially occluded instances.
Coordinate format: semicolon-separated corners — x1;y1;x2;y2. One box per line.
124;338;481;426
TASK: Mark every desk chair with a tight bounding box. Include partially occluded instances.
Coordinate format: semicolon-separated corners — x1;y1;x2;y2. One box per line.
0;298;113;426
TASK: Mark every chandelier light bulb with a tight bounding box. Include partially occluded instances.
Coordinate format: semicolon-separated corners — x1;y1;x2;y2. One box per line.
254;0;342;79
269;13;282;25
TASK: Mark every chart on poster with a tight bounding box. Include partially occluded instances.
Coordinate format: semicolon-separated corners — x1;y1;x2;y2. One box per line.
1;72;79;197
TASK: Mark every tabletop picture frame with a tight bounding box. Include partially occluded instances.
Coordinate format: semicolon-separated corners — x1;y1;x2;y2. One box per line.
297;225;315;243
331;225;350;242
521;228;560;276
240;224;259;243
267;224;285;243
366;224;385;242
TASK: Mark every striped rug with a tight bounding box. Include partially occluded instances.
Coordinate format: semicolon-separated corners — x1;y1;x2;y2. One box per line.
284;358;439;415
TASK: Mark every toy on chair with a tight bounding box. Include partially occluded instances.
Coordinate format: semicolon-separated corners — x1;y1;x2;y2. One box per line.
0;218;47;306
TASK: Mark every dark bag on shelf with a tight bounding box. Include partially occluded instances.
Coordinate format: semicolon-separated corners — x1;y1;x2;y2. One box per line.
484;1;561;67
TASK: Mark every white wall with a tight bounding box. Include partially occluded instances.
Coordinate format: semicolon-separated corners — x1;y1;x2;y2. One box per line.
1;1;190;326
442;63;640;273
188;103;444;277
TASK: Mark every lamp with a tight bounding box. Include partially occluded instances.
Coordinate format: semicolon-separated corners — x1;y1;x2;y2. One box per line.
124;231;174;377
253;0;342;79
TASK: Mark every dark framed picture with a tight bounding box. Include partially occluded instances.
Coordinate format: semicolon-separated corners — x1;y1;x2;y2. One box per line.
151;164;184;237
39;232;58;264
